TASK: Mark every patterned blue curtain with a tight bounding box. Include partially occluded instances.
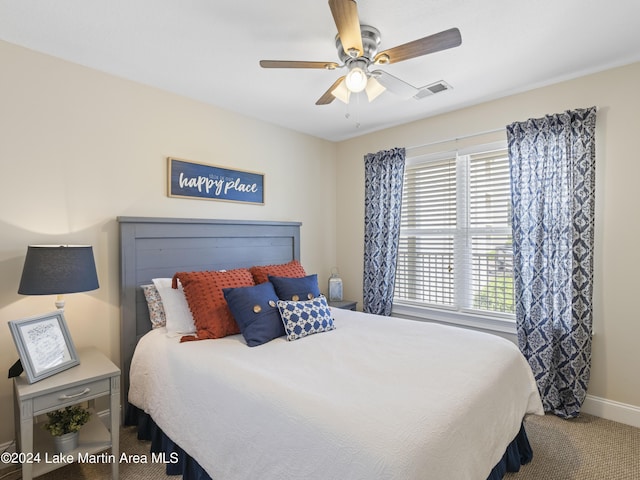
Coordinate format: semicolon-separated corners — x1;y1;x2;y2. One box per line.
507;107;596;418
363;147;406;315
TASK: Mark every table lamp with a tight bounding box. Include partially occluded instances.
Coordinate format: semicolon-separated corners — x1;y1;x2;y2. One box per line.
8;245;99;378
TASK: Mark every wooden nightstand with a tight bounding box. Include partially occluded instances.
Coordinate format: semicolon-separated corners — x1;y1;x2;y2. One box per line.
13;347;120;480
328;300;357;311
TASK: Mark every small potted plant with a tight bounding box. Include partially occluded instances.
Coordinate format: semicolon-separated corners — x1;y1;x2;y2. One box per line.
44;405;91;453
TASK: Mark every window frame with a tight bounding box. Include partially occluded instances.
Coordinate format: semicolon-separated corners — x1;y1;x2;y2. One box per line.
392;141;517;334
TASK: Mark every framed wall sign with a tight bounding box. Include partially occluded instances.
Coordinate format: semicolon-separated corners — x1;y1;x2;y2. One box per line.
168;157;264;205
8;310;79;383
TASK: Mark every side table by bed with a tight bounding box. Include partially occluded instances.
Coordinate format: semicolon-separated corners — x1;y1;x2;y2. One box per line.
328;300;357;311
13;346;120;480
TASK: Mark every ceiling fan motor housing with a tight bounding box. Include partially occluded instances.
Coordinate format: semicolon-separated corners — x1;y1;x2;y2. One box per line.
336;25;381;65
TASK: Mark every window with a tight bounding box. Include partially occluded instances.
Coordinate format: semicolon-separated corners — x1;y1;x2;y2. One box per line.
394;144;515;325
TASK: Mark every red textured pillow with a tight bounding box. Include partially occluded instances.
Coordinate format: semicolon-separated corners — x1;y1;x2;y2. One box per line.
249;260;306;284
172;269;254;341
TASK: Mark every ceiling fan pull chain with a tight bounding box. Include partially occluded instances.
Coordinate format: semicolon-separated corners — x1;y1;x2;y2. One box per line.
344;94;361;129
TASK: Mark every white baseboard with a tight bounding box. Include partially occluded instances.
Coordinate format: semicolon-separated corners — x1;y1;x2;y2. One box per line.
96;408;111;425
582;394;640;428
0;439;16;454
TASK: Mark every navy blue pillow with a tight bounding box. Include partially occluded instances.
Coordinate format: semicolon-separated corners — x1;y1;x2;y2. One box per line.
222;282;285;347
268;274;321;301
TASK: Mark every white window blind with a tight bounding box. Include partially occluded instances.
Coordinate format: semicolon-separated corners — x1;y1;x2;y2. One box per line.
394;146;514;318
396;156;456;306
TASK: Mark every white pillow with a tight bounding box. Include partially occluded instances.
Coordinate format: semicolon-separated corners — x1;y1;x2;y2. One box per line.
152;278;196;335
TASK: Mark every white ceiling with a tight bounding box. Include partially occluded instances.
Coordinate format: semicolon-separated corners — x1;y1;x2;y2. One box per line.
1;0;639;142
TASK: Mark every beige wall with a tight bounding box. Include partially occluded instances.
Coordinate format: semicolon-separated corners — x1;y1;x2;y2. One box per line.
0;41;337;444
336;61;640;413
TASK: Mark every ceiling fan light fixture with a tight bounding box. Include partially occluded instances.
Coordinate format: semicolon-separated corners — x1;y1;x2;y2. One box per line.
331;79;351;104
345;66;368;93
365;77;386;102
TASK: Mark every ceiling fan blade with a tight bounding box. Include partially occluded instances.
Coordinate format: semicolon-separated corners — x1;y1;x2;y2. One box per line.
374;27;462;64
329;0;363;57
316;76;346;105
260;60;339;69
371;70;418;99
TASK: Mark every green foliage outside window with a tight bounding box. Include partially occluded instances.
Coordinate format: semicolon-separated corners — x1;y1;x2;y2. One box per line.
474;275;515;314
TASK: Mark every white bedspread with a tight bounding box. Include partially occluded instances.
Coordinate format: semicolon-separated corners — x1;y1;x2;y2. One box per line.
129;308;543;480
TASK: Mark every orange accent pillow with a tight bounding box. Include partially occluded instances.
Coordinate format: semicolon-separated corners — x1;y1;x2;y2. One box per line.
249;260;306;285
172;269;254;342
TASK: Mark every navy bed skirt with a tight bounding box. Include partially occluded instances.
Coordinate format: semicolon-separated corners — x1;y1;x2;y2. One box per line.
126;405;533;480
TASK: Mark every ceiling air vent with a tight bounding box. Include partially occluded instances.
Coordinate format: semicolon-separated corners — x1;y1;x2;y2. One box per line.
413;80;452;100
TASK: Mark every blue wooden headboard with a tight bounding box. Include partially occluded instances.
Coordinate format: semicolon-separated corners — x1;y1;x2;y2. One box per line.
118;216;301;415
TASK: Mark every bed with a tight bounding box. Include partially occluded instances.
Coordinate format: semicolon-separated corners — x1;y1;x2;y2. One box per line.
119;216;543;480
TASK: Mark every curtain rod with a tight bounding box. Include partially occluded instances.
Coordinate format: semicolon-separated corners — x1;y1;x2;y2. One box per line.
406;127;506;152
406;106;599;153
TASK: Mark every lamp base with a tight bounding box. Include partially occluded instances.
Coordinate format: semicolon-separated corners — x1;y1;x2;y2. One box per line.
8;359;23;378
55;294;65;310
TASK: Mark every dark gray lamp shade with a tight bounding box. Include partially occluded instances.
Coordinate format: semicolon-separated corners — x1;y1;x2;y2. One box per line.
18;245;99;295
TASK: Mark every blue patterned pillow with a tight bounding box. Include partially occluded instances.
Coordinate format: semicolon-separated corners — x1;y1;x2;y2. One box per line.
269;274;320;301
223;282;285;347
277;294;336;341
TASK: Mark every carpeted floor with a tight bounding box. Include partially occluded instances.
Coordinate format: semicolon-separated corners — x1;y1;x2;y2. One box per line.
1;413;638;479
505;413;640;480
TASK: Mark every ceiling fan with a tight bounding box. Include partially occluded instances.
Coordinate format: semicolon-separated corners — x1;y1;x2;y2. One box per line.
259;0;462;105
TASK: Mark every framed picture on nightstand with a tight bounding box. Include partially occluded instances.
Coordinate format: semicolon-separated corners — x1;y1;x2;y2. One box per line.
8;310;79;383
